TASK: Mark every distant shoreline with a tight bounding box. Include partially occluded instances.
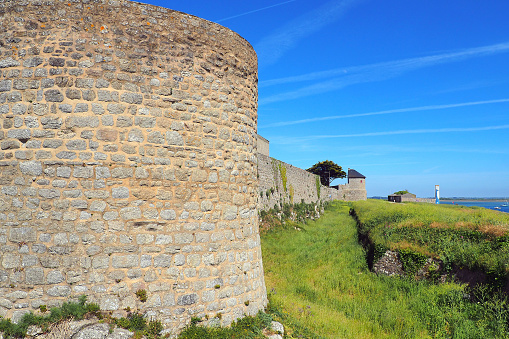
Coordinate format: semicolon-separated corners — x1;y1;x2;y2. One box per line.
369;197;508;202
441;199;508;202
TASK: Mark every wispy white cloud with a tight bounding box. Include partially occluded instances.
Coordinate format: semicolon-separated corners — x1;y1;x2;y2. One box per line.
259;41;509;104
269;124;509;144
360;144;509;155
255;0;362;68
215;0;298;23
422;166;441;174
305;143;509;155
431;79;509;95
260;98;509;128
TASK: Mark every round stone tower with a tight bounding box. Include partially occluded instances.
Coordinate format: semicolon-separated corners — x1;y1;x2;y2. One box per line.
0;0;266;332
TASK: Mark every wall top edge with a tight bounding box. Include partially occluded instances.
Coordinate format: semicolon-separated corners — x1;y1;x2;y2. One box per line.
0;0;256;57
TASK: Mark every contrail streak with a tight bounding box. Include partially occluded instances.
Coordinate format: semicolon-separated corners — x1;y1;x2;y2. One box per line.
256;0;362;67
261;98;509;128
292;124;509;142
215;0;298;23
259;41;509;104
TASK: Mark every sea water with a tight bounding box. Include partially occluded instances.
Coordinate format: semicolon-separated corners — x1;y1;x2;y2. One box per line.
440;201;509;213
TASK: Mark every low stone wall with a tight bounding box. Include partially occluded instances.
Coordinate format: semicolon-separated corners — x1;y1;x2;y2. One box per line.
396;198;435;203
416;198;435;203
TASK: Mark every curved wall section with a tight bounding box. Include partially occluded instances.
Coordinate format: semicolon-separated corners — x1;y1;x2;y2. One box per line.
0;0;266;331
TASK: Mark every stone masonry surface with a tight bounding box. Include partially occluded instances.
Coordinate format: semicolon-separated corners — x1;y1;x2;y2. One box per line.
258;154;339;211
257;154;366;211
0;0;267;334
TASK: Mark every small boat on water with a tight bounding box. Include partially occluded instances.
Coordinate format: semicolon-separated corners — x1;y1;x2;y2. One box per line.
494;206;502;210
501;201;509;207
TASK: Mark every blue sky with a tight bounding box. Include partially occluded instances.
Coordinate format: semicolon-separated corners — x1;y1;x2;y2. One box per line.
146;0;509;198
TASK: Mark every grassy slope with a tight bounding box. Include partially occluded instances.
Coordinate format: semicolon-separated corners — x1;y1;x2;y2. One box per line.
352;200;509;280
261;202;509;338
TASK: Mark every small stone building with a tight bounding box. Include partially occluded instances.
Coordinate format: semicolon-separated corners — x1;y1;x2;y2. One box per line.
343;168;367;201
388;193;417;203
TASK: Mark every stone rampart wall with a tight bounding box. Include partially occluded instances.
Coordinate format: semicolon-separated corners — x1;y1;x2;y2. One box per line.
0;0;266;333
256;135;269;157
257;155;342;211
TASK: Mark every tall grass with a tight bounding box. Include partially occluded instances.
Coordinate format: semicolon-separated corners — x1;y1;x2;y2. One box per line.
352;200;509;282
261;201;509;338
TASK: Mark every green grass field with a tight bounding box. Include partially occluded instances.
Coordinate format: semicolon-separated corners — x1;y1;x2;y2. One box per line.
261;201;509;338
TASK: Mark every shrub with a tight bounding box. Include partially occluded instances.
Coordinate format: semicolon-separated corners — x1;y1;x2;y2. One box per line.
0;295;99;338
135;289;148;303
398;249;427;276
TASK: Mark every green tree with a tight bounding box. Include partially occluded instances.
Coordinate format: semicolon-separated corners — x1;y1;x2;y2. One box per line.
306;160;346;186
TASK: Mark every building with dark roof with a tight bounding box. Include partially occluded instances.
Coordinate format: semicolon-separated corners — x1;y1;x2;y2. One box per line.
344;168;367;200
348;168;366;182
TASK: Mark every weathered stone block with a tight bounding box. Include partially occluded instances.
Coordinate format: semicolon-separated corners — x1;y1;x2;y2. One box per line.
112;255;139;268
46;270;65;284
147;131;164;144
9;227;37;243
160;209;176;220
41;117;63;129
120;207;141;220
0;80;12;92
46;286;71;297
111;168;133;179
127;129;144;143
20;161;43;175
81;89;95;101
23;57;43;68
44;89;64;102
84;191;109;199
177;294;198;306
74;103;89;113
56;151;77;160
111;187;129;199
65;116;100;128
95;167;111;179
96;129;118;141
120;92;143;104
66;89;81;99
2;254;20;269
223;205;238;220
7;129;31;140
49;57;65;67
89;201;107;212
154;254;172;268
0;58;20;68
92;256;109;269
1;140;20;150
76;78;94;88
166;131;184;145
132;188;155;200
66;140;87;150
